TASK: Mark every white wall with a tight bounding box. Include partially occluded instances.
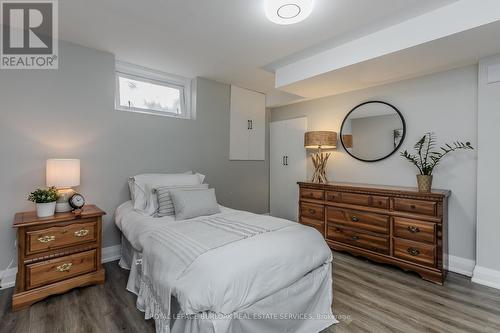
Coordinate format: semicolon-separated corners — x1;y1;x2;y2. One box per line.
473;55;500;288
0;41;270;273
272;66;478;262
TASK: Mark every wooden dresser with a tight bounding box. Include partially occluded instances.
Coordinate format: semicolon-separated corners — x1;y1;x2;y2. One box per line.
12;205;106;311
298;182;450;284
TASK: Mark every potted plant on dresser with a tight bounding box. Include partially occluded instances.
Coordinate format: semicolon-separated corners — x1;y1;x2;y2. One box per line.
28;186;59;217
401;132;473;192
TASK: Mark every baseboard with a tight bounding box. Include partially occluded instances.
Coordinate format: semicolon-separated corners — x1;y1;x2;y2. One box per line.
445;255;476;277
472;265;500;290
101;244;122;263
0;244;122;290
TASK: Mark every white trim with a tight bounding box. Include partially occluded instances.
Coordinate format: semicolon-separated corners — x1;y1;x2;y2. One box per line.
101;244;122;263
0;244;122;290
472;265;500;290
445;255;476;277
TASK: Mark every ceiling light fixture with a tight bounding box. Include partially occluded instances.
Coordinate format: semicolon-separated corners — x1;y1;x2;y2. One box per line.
265;0;314;25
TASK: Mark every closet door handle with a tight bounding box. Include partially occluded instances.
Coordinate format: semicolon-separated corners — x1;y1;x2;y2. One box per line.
250;120;253;130
285;156;288;165
247;120;251;130
282;156;286;166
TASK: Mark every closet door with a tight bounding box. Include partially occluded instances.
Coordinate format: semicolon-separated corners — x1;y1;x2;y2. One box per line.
229;85;265;160
270;117;307;221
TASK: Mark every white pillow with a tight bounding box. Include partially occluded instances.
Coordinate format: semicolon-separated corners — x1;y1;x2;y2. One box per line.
130;172;205;215
170;188;220;220
155;184;209;217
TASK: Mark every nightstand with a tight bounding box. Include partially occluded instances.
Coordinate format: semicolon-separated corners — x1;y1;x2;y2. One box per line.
12;205;106;311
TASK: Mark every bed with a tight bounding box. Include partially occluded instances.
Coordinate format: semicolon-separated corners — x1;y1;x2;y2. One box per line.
115;201;336;333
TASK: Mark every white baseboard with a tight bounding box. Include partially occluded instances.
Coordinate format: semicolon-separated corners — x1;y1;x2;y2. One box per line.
445;255;476;277
0;244;122;290
472;265;500;290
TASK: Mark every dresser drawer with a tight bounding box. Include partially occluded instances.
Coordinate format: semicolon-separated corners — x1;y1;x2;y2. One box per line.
393;198;437;216
394;217;436;244
326;191;341;203
393;238;435;268
371;195;389;209
300;202;324;220
300;188;324;201
341;193;371;206
328;226;389;255
300;217;325;236
327;207;389;235
26;220;97;256
26;250;97;290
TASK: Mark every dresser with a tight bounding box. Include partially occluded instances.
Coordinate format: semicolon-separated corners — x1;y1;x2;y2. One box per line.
298;182;450;284
12;205;106;311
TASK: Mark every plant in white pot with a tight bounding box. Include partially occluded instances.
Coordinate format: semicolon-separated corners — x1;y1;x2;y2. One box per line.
28;187;59;218
401;133;473;192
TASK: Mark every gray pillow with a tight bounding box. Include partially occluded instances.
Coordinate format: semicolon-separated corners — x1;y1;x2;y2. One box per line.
155;184;209;217
170;188;220;220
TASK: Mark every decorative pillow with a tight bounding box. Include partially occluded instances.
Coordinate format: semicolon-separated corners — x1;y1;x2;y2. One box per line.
170;188;220;220
129;172;204;214
155;184;209;217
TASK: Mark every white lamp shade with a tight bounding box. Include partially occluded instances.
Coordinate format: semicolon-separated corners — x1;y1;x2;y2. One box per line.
46;159;80;188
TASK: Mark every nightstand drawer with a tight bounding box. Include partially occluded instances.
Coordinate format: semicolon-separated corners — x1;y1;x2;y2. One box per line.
26;249;97;290
26;220;97;256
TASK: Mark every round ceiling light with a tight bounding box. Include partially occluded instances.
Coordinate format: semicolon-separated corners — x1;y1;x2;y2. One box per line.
265;0;314;25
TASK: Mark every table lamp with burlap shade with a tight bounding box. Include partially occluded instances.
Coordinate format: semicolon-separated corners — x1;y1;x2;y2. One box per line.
304;131;337;183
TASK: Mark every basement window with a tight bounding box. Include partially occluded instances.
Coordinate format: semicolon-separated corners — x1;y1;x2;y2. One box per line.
115;61;194;119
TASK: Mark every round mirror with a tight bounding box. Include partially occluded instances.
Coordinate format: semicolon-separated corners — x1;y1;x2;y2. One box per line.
340;101;406;162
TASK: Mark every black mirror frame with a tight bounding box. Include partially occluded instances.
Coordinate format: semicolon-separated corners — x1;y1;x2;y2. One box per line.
340;101;406;163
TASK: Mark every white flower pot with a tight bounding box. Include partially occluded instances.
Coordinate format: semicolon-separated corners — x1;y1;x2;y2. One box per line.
36;202;56;218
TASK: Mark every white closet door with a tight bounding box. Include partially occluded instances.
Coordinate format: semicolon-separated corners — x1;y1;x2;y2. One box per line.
270;120;287;219
229;85;265;160
248;92;266;160
270;117;307;222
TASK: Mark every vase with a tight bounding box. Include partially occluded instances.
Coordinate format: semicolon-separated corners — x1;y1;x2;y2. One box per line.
36;202;56;218
416;175;433;192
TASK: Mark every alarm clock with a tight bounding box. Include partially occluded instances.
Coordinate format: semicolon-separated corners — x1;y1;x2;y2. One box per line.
69;193;85;210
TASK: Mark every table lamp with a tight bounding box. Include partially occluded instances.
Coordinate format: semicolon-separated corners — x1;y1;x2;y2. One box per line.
46;159;80;212
304;131;337;183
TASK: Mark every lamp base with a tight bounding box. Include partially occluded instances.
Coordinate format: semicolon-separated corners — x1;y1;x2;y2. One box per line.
311;152;330;183
55;188;75;213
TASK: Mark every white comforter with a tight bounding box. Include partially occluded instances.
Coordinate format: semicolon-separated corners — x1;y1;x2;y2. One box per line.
115;202;333;330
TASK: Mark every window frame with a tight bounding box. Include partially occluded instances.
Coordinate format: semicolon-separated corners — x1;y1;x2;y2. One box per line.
115;61;193;119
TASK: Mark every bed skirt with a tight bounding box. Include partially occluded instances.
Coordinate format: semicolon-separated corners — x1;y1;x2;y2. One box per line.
119;236;337;333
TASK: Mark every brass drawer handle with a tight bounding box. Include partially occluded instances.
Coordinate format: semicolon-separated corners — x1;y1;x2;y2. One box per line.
308;209;316;214
408;226;420;233
38;235;55;243
407;247;420;256
351;236;360;241
410;204;416;209
55;263;73;272
74;229;89;237
351;216;359;222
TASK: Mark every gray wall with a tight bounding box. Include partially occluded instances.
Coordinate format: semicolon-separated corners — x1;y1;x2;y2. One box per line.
0;41;269;270
272;66;478;261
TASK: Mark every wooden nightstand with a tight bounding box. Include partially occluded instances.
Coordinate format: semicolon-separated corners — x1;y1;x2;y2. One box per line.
12;205;106;311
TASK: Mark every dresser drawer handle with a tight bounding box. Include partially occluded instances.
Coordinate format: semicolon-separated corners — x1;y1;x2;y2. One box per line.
410;204;416;210
38;235;55;243
407;247;420;256
351;236;360;241
407;226;420;233
55;263;73;272
351;216;359;222
308;209;316;215
74;229;90;237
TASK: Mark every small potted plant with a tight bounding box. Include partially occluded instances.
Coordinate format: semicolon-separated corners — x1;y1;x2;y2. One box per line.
401;133;473;192
28;187;59;218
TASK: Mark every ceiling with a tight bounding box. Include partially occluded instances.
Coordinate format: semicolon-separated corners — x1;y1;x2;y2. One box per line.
58;0;456;98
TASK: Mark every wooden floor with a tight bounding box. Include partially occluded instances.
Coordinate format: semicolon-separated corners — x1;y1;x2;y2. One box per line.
1;252;499;333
